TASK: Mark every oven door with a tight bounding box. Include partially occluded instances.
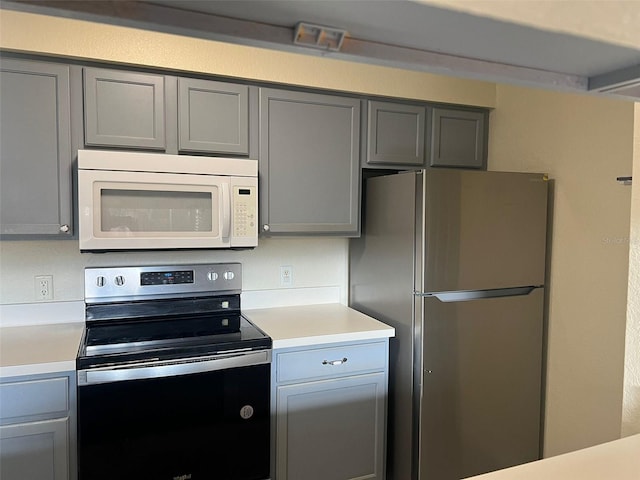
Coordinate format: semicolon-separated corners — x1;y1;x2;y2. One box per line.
77;351;271;480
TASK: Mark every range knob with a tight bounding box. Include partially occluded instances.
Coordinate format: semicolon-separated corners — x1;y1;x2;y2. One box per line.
207;271;219;282
114;275;125;286
223;271;235;281
96;276;106;287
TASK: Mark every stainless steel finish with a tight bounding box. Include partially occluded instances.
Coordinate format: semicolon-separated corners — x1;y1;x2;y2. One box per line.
84;263;242;303
418;286;539;302
422;170;548;292
349;169;548;480
322;357;348;366
78;349;271;386
59;224;70;233
350;171;419;480
419;289;544;479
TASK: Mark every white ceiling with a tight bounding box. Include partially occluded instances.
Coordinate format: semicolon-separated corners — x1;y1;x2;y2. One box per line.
6;0;640;99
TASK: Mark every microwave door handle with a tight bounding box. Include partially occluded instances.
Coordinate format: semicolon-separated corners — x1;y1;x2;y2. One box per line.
221;182;231;239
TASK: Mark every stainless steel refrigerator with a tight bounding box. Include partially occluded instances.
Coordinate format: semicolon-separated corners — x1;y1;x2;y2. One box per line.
349;169;548;480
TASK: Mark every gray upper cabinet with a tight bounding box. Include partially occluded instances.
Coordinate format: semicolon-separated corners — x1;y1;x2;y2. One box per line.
366;100;426;167
83;68;166;149
259;88;360;236
178;78;249;155
0;59;73;237
430;107;488;169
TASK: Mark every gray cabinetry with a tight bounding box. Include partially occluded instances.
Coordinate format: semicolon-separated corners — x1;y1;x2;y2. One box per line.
259;88;361;236
83;68;166;149
178;78;249;155
0;59;73;236
273;340;389;480
430;107;488;169
0;372;76;480
366;100;426;167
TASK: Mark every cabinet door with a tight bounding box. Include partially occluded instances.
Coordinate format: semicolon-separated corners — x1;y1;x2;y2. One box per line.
366;100;425;167
430;107;487;169
0;59;73;236
260;89;360;235
178;78;249;155
276;373;386;480
84;68;165;149
0;417;69;480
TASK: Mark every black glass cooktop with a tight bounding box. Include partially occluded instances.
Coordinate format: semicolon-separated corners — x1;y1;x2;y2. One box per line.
77;316;271;370
77;295;271;370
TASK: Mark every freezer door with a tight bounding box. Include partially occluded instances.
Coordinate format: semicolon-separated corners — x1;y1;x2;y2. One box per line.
418;288;544;480
422;170;548;292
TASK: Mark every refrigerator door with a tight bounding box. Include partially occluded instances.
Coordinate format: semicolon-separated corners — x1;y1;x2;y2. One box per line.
422;169;548;293
418;288;544;480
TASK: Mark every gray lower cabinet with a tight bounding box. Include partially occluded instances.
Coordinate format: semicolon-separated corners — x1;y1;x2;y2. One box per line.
259;88;361;236
0;372;76;480
366;100;426;167
430;107;488;169
273;340;389;480
0;59;73;236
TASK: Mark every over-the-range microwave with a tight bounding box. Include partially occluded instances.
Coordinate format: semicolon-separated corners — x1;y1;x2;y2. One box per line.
77;150;258;251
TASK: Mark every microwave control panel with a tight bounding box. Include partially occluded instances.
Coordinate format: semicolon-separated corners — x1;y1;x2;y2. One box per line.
233;186;257;238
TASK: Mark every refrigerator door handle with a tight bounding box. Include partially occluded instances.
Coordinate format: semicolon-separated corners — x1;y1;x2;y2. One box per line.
417;286;542;302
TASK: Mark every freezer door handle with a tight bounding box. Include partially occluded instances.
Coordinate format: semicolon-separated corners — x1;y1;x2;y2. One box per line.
417;286;541;302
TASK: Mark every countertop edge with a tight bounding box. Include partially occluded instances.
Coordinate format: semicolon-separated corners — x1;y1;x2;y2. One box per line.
272;329;394;350
0;360;76;379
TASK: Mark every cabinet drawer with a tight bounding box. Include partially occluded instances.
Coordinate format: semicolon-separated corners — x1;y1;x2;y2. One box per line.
0;377;69;421
276;342;387;383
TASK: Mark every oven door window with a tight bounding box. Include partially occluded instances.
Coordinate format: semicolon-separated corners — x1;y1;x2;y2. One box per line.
78;364;270;480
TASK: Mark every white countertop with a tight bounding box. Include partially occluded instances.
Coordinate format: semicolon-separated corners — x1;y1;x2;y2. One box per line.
244;303;395;349
0;302;393;376
467;434;640;480
0;322;84;378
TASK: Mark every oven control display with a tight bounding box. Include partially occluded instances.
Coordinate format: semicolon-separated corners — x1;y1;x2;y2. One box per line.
141;270;194;285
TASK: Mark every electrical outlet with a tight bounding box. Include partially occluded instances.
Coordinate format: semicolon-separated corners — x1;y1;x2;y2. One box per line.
280;265;293;286
35;275;53;301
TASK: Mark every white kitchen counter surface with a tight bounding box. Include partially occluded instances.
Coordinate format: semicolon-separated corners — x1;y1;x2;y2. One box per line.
467;434;640;480
244;303;395;349
0;303;393;376
0;322;84;378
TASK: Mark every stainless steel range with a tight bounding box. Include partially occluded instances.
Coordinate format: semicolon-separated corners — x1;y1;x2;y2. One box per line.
76;263;271;480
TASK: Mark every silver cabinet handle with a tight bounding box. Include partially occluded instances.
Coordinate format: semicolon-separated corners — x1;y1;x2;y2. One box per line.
263;224;270;231
59;224;70;233
322;357;347;366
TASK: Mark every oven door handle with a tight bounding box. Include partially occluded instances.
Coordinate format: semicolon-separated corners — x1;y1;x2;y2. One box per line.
78;350;271;386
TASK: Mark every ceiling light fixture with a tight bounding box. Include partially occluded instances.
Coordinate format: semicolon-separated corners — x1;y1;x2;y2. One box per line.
294;22;347;52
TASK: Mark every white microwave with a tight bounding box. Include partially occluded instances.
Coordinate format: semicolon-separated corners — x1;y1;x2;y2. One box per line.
78;150;258;251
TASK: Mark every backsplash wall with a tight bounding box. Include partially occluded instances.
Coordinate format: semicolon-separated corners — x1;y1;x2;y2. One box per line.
0;237;348;305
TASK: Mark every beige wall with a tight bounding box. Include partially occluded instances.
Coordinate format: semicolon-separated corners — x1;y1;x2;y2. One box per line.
623;104;640;436
488;85;634;456
0;9;496;108
1;7;637;458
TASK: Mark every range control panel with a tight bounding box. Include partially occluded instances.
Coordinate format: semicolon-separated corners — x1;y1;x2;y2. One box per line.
85;263;242;303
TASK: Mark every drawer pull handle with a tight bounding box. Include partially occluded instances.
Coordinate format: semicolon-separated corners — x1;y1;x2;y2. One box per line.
322;357;348;366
